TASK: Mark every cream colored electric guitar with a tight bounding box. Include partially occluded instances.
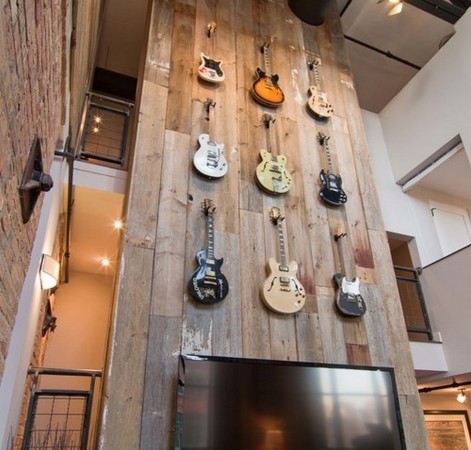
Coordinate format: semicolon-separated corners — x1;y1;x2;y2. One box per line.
306;57;333;120
261;207;306;314
255;114;293;194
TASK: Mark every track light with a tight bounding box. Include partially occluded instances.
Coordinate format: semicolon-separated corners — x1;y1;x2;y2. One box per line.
377;0;404;16
457;389;466;403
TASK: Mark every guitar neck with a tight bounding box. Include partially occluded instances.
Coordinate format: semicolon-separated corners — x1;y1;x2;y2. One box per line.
277;220;288;268
206;211;215;260
203;99;215;135
311;58;323;91
263;45;271;76
324;137;334;173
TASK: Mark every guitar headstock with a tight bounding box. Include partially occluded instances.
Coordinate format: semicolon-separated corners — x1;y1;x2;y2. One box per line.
269;207;284;224
334;223;347;241
202;198;216;214
317;131;330;146
307;57;321;71
262;113;275;129
207;21;217;38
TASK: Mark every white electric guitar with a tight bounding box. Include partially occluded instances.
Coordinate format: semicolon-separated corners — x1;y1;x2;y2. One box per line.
306;57;333;120
261;207;306;314
193;99;228;179
197;22;225;84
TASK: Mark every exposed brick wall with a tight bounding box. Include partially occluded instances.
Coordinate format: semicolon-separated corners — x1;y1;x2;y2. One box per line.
0;1;66;382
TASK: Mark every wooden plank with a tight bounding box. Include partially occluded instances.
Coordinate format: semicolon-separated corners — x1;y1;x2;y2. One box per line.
143;0;175;86
316;286;348;364
166;1;196;134
140;316;182;450
125;81;167;249
296;312;324;362
152;130;191;317
239;209;270;358
99;245;153;449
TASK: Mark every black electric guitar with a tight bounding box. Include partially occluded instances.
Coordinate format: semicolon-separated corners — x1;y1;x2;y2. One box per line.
197;22;225;84
333;226;366;317
261;207;306;314
188;199;229;304
306;57;333;120
251;41;285;108
318;132;347;206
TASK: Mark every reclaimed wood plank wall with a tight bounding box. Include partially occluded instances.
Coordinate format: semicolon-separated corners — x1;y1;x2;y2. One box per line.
99;0;428;448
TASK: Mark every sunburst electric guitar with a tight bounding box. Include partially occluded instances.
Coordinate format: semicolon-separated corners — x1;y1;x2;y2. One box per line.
197;22;225;84
318;132;347;206
251;41;285;108
255;114;293;194
306;57;333;120
262;207;306;314
188;199;229;305
333;226;366;317
193;99;228;178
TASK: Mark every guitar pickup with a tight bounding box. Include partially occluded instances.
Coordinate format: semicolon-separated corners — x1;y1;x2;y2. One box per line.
279;276;291;285
278;265;289;272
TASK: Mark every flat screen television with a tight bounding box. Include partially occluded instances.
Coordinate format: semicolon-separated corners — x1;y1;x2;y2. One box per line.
175;354;406;450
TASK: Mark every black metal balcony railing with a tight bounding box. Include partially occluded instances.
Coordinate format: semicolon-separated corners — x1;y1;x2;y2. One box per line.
394;265;433;341
77;92;134;168
21;368;102;450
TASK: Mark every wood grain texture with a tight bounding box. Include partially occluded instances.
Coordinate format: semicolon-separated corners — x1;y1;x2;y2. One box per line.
124;80;167;249
99;1;427;448
98;245;154;450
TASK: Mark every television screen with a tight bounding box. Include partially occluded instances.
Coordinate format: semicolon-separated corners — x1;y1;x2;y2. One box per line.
175;354;406;450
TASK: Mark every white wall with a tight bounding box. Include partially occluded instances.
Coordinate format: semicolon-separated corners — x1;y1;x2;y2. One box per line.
379;10;471;183
0;159;65;450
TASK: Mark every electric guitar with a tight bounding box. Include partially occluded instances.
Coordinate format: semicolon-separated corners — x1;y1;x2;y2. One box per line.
318;132;347;206
193;99;228;178
188;199;229;304
251;41;285;108
197;22;225;84
333;226;366;317
306;57;333;120
262;207;306;314
255;114;293;194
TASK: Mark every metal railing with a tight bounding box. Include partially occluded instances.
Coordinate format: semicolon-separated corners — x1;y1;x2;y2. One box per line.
77;92;134;168
394;265;433;341
21;367;102;450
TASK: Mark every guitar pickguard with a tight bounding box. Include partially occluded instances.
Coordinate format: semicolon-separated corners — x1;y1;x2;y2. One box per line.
256;149;292;194
333;273;366;317
193;133;228;179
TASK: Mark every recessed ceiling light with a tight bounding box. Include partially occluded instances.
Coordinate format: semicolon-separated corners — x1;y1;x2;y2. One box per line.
113;219;123;230
100;257;111;267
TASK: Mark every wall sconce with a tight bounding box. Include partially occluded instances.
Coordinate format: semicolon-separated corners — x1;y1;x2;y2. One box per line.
39;254;60;290
18;136;54;223
457;389;466;403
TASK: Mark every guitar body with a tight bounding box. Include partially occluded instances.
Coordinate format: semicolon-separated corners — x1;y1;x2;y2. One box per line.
319;169;347;206
197;53;225;84
193;133;228;178
333;273;367;317
262;258;306;314
256;149;292;194
251;68;285;108
306;85;333;120
189;249;229;304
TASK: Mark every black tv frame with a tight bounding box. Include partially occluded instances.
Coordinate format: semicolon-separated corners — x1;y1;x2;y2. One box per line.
175;354;407;450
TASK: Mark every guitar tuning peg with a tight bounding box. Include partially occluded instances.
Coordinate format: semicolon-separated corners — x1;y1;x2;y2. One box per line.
307;60;314;70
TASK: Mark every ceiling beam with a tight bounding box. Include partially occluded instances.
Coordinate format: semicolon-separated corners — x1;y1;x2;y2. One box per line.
404;0;467;23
